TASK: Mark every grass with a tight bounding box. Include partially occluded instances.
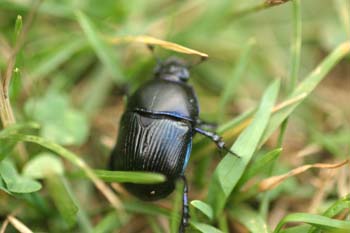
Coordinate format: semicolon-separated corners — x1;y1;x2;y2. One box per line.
1;0;350;232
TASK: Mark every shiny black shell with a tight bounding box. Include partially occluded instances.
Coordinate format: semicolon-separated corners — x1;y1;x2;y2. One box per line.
110;79;199;201
127;79;199;120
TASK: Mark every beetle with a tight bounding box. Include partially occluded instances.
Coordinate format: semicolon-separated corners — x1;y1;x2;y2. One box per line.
109;57;238;232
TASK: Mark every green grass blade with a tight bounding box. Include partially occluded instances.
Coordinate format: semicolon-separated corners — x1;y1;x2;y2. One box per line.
322;195;350;218
0;0;73;18
260;42;350;145
124;200;171;217
81;67;115;117
217;39;254;122
236;148;282;189
14;15;23;40
46;174;78;227
308;195;350;233
192;108;254;161
207;80;280;217
191;200;213;220
1;134;86;166
93;212;121;233
93;169;166;184
148;217;164;233
76;11;125;84
217;108;255;134
190;222;223;233
288;0;302;92
29;39;86;81
0;122;40;138
274;213;350;233
170;181;183;233
280;225;311;233
1;134;165;184
293;42;350;97
230;205;270;233
0;133;123;211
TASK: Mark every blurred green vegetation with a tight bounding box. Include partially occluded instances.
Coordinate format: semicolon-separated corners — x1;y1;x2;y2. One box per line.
0;0;349;232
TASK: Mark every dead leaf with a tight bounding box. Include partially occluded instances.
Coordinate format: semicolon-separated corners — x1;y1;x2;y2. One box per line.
259;160;349;192
107;35;208;58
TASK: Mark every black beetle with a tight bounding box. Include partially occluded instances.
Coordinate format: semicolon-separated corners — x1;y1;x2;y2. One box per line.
109;57;237;232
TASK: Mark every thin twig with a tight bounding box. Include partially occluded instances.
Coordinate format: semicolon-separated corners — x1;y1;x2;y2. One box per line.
230;0;292;19
7;215;33;233
289;0;302;92
0;1;41;162
80;162;125;213
2;0;42;97
335;0;350;40
0;72;15;127
308;170;337;213
0;218;10;233
259;160;348;192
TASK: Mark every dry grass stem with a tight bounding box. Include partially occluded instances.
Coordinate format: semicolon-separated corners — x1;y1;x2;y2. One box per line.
259;160;349;191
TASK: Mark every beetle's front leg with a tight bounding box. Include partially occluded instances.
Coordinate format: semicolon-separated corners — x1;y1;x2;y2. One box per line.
178;175;189;233
195;127;240;158
196;119;217;131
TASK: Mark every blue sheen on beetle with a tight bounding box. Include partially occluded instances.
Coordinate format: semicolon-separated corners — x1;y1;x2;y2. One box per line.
109;57;236;233
182;141;192;174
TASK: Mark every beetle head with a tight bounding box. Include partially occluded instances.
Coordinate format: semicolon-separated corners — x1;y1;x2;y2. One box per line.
154;57;190;82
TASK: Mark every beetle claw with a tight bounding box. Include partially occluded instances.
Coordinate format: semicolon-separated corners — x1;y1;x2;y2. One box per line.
223;146;241;158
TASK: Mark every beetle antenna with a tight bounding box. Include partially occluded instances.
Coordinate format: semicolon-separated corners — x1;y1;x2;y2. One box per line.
147;44;161;65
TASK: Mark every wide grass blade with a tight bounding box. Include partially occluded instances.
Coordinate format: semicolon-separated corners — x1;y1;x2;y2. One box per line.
207;80;280;217
308;195;350;233
274;213;350;233
280;225;311;233
191;200;213;220
190;222;223;233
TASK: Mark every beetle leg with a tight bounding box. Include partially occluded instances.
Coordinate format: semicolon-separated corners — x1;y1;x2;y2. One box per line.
179;175;190;233
195;128;240;158
120;84;131;97
147;44;162;65
196;119;218;131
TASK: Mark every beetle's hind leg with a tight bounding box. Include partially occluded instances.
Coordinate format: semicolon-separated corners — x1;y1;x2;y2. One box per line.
179;175;190;233
195;127;240;158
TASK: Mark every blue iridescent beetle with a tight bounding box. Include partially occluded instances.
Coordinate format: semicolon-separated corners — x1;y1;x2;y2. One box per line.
109;57;237;232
